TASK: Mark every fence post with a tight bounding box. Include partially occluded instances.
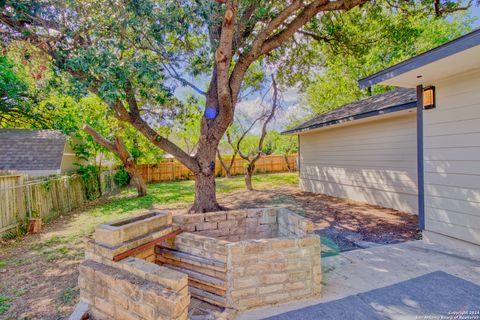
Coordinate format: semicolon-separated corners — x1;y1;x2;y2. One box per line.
66;176;71;212
26;183;32;219
15;175;26;227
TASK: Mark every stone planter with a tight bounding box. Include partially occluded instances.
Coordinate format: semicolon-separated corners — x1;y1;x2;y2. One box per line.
159;208;321;311
78;208;321;319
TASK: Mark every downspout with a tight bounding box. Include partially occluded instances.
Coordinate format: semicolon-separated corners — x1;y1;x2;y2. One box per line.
416;85;425;231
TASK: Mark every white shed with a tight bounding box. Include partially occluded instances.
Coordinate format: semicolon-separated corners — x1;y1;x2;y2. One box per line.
284;89;418;214
358;29;480;257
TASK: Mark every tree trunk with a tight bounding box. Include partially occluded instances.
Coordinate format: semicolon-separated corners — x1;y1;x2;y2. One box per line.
283;154;292;172
113;136;147;198
217;149;232;178
189;68;229;212
191;142;222;212
83;124;148;198
245;163;255;191
191;171;221;212
124;158;147;197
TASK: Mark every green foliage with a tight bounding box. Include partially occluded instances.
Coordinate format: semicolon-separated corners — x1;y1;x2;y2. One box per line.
265;131;298;155
0;295;10;315
303;2;476;115
114;167;131;187
77;165;101;200
0;55;28;105
58;287;78;304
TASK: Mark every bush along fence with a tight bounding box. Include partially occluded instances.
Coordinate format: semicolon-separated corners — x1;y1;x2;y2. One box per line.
139;154;298;183
0;170;118;238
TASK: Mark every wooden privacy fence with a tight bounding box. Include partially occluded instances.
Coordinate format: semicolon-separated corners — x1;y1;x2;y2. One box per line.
139;154;298;183
0;171;118;237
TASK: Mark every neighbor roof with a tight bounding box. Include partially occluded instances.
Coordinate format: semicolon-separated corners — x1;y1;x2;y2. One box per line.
282;88;416;135
358;28;480;89
0;129;68;171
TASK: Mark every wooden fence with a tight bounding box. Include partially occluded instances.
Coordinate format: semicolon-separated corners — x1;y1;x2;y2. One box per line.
0;171;118;237
139;154;298;183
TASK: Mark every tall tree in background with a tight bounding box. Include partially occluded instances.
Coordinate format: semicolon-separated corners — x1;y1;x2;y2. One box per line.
234;75;280;190
0;0;471;212
83;124;147;197
217;130;239;178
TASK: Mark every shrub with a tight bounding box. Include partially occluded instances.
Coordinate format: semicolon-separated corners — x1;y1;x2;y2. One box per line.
114;167;130;187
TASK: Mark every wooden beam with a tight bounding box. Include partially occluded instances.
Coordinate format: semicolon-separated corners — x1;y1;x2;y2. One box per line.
157;255;226;279
156;247;226;270
112;229;182;262
190;287;226;307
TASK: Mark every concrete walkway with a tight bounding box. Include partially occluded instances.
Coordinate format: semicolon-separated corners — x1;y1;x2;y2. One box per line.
236;240;480;320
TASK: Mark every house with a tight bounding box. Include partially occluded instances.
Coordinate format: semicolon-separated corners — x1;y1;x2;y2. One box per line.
358;28;480;256
285;29;480;257
283;88;419;214
0;128;86;176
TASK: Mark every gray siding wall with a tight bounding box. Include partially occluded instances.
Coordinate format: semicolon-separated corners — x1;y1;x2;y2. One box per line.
423;69;480;245
299;111;418;214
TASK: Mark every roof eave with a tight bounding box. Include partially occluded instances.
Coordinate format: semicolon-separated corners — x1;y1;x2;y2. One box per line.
281;101;417;135
358;28;480;89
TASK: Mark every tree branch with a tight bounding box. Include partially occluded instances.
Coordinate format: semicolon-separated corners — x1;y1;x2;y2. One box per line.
216;0;237;120
83;124;118;154
162;62;206;95
260;0;367;55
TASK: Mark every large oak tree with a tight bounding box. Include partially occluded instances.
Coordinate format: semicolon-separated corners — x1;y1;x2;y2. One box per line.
1;0;461;212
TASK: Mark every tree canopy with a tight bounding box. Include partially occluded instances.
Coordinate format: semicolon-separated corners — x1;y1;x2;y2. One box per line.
302;1;476;115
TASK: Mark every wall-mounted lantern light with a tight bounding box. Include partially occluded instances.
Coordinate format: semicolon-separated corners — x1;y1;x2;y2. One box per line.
423;86;436;110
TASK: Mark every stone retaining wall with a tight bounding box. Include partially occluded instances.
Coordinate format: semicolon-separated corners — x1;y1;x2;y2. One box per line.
161;208;321;311
172;208;279;241
80;211;190;320
79;258;189;320
227;235;321;310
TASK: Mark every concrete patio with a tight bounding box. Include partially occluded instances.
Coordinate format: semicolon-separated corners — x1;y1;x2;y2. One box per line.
237;240;480;320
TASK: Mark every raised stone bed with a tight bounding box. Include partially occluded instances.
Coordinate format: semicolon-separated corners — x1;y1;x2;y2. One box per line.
159;208;321;311
80;211;189;320
77;208;321;319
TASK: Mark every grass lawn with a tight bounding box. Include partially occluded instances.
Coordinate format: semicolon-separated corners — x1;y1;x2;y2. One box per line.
0;172;298;320
65;172;298;240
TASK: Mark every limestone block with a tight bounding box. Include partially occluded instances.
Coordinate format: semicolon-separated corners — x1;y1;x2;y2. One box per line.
95;211;172;247
195;221;218;231
205;212;227;222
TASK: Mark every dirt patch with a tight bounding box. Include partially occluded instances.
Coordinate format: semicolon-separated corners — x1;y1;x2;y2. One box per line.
211;186;420;254
0;185;420;320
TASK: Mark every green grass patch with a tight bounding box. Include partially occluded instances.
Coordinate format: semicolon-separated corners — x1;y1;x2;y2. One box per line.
58;287;78;304
0;260;6;268
88;172;298;218
44;246;70;262
0;296;10;315
7;173;299;253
